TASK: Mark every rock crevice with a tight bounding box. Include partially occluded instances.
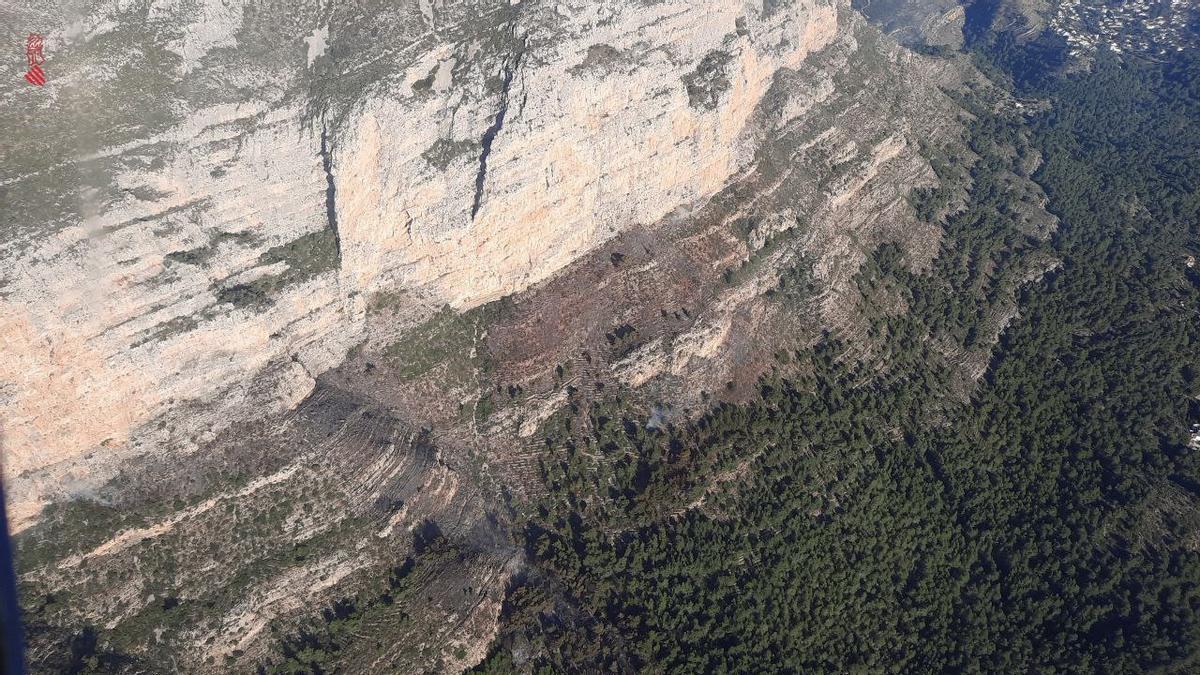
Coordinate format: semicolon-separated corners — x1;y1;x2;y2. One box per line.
320;120;343;261
472;44;526;220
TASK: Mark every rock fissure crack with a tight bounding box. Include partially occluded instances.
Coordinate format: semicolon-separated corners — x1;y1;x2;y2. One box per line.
320;120;343;262
471;43;525;220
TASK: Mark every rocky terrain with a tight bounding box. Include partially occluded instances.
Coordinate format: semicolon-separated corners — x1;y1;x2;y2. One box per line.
0;0;1054;670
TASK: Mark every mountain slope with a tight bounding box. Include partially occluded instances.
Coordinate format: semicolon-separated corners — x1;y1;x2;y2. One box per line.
0;0;1087;671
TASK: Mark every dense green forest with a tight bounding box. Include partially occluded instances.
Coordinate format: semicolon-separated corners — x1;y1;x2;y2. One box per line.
472;36;1200;673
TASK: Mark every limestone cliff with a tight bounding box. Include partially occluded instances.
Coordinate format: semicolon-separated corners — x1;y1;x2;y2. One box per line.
0;0;1004;670
3;0;841;529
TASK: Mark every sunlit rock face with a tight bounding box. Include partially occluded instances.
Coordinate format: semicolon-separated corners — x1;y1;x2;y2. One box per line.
336;0;840;308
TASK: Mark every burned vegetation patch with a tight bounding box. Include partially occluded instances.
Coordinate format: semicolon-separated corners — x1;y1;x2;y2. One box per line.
683;50;734;110
422;138;478;172
214;228;341;309
568;44;626;76
164;231;257;267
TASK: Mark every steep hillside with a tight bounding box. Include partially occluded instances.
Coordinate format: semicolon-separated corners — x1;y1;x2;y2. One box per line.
0;0;1063;671
472;34;1200;673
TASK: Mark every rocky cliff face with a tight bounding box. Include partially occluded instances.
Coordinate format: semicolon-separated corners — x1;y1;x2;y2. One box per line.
337;0;841;308
4;0;841;528
1;0;998;670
